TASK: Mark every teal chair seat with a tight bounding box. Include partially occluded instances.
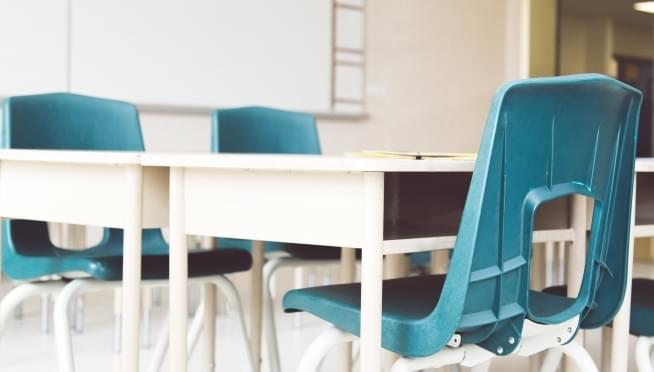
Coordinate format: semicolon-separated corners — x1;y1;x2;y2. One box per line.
4;220;251;281
84;248;251;281
542;279;654;337
284;275;578;358
282;243;362;260
284;275;444;358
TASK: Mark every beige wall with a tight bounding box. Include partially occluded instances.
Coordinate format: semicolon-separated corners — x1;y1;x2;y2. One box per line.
613;21;654;59
529;0;558;77
560;14;588;75
142;0;523;155
559;13;654;76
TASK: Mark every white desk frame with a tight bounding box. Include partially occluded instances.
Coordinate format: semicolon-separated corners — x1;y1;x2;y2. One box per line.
142;153;581;372
0;151;626;372
0;149;169;372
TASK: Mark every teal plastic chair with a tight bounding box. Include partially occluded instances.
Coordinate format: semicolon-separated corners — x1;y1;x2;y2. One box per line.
283;74;642;372
541;278;654;372
0;93;255;372
212;106;359;372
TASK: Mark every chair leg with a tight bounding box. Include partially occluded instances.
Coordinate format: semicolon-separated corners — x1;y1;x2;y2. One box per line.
145;276;256;372
73;295;84;334
263;258;286;372
389;348;466;372
145;312;170;372
146;302;204;372
389;359;412;372
293;267;305;328
142;287;152;348
470;360;491;372
203;283;216;372
212;276;256;372
54;279;115;372
636;337;654;372
13;303;23;320
152;287;162;307
188;298;205;355
113;288;122;354
556;341;598;372
41;293;52;334
54;280;86;372
540;347;563;372
297;327;356;372
0;281;64;332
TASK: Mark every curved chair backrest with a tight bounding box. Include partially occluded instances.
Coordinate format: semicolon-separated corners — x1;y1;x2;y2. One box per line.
211;106;320;251
2;93;144;151
426;74;641;356
211;106;320;155
0;93;152;277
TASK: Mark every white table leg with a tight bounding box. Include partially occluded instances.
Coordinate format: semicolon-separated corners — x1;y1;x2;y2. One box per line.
529;242;546;372
203;283;216;372
122;165;144;372
430;250;450;274
568;194;587;301
565;194;587;372
610;175;636;372
338;248;357;372
170;167;188;372
601;326;612;371
383;254;409;371
251;240;264;372
360;173;385;372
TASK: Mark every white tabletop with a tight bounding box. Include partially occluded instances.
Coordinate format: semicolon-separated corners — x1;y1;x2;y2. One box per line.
0;149;142;165
636;157;654;172
141;153;476;172
1;150;650;175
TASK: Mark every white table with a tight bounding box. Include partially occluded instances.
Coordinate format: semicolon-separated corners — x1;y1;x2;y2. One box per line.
141;153;580;372
0;150;616;371
0;149;169;372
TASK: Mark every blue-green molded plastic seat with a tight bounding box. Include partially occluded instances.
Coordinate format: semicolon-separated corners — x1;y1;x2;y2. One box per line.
542;278;654;337
212;106;348;259
283;74;642;358
1;93;251;281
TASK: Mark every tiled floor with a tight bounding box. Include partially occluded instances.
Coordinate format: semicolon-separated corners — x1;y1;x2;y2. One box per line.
0;277;641;372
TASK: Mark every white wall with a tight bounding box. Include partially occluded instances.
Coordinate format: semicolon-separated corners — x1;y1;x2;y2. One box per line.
0;0;68;94
70;0;333;112
529;0;558;77
143;0;524;155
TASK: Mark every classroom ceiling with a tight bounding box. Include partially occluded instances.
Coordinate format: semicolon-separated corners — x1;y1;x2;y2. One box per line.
561;0;654;26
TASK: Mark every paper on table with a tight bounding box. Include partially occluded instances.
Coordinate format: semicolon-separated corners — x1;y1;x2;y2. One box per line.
348;150;477;160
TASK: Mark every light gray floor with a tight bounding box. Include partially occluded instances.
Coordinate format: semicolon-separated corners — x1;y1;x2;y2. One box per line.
0;276;640;372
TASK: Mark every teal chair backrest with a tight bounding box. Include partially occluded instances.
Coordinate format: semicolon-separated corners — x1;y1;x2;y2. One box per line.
211;106;320;251
2;93;144;151
428;74;641;356
0;93;155;277
211;106;321;154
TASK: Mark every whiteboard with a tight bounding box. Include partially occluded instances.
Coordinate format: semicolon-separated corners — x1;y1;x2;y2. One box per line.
0;0;68;95
70;0;333;112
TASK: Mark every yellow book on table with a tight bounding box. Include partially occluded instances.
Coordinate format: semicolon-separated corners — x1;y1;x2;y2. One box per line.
349;150;477;160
